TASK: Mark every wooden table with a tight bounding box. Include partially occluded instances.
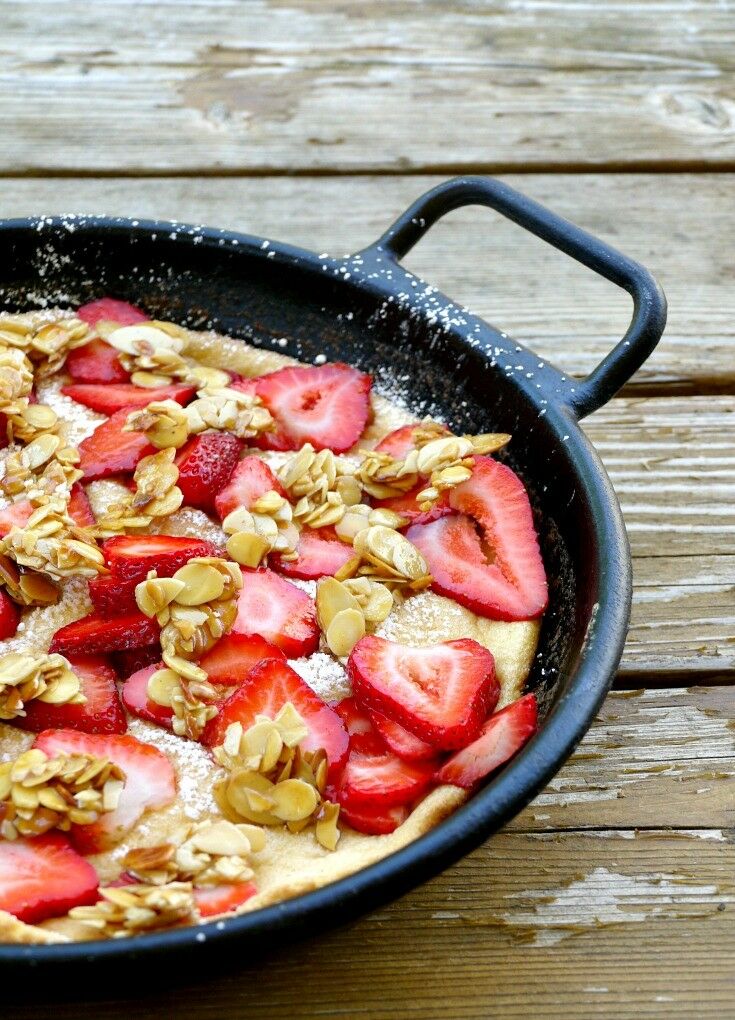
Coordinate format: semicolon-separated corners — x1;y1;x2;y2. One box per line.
3;3;734;1016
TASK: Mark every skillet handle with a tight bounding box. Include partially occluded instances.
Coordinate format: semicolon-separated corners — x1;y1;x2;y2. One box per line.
362;176;667;420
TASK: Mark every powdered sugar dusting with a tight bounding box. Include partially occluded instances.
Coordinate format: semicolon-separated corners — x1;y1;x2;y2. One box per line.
287;578;317;598
127;718;220;821
0;576;91;655
35;376;104;447
289;651;351;703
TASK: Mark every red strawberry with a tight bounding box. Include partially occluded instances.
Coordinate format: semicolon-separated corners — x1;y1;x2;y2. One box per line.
198;632;285;685
65;339;130;384
121;664;172;729
33;730;176;853
15;654;125;735
61;382;196;415
175;433;243;512
201;658;349;775
76;298;147;327
88;574;140;618
407;458;548;621
0;833;99;924
214;456;286;522
78;408;154;480
339;801;409;836
436;694;538;788
49;612;160;656
335;740;434;811
367;707;438;763
270;527;354;581
103;534;217;584
347;636;498;751
333;696;375;745
68;483;95;527
0;499;34;537
233;568;319;658
228;377;291;450
254;363;372;453
112;645;162;678
0;588;20;640
374;422;450;459
194;882;257;918
374;485;452;527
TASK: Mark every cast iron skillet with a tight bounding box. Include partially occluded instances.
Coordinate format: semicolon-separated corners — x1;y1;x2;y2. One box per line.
0;177;666;975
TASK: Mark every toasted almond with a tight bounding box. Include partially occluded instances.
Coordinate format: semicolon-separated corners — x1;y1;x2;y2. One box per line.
226;531;270;568
270;778;318;822
173;562;226;605
325;608;365;658
147;668;181;708
315;576;361;631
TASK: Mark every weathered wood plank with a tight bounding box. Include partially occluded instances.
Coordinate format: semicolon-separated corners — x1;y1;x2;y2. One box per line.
2;1;735;173
15;829;735;1017
511;686;735;830
1;174;732;393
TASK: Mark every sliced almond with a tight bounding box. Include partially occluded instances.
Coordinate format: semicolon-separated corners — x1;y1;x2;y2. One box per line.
325;607;365;658
270;778;318;822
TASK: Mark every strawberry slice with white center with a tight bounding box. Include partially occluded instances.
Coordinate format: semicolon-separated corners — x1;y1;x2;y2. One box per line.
435;693;538;789
338;800;409;836
78;408;155;480
201;658;349;775
270;527;355;581
15;654;125;735
214;455;286;521
49;612;160;656
233;568;319;658
61;382;196;416
0;499;34;537
367;707;438;762
121;664;173;729
198;632;285;684
335;739;435;811
102;534;217;584
348;635;498;751
0;833;99;924
33;729;176;853
0;589;19;640
76;298;148;327
254;362;372;453
333;696;375;746
194;882;258;919
407;457;548;621
65;338;131;384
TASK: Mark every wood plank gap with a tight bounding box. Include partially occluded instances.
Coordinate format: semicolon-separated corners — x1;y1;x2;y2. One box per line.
615;671;735;688
5;161;735;180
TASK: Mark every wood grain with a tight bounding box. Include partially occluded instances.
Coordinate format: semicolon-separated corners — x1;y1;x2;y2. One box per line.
2;1;735;174
1;174;734;393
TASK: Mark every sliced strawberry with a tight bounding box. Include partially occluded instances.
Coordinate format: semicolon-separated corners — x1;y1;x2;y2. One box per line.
333;696;375;744
407;458;548;621
76;298;148;327
347;636;498;751
194;882;257;918
233;568;319;658
335;740;435;811
0;833;99;924
214;456;286;522
78;408;155;481
65;338;130;384
61;382;196;415
15;654;125;734
436;694;538;789
103;534;217;584
121;664;173;729
68;483;96;528
270;527;354;581
33;730;176;853
49;612;160;655
374;422;450;459
339;801;409;836
112;645;162;678
254;363;372;453
0;588;20;640
175;433;243;512
87;574;139;618
228;377;291;450
367;707;438;763
198;632;285;686
374;485;452;527
0;499;34;537
201;658;349;775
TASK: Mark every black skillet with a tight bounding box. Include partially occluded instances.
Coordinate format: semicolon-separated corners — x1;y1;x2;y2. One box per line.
0;176;666;976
